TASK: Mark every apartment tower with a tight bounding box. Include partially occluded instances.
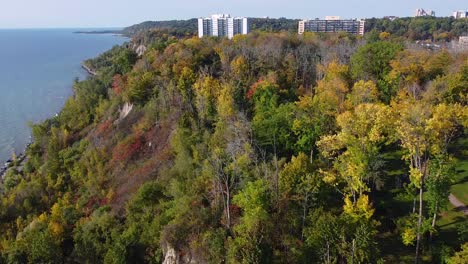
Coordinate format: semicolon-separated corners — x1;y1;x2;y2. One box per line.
298;16;365;35
198;14;249;39
452;10;468;19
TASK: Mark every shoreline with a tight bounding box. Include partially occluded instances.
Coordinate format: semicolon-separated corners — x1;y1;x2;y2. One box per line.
1;61;97;178
1;62;97;180
81;64;97;76
1;63;97;180
0;142;30;180
0;35;129;181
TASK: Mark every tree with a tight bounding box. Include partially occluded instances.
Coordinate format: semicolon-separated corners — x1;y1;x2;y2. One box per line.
124;71;155;105
306;205;379;264
346;80;380;107
388;50;453;99
117;182;166;263
112;48;138;74
305;209;342;263
317;103;392;203
193;76;221;124
8;213;63;263
279;152;321;239
210;100;253;230
447;243;468;264
250;80;295;156
315;60;350;114
425;157;453;231
350;41;403;82
393;97;466;263
73;209;121;263
393;98;432;263
229;179;272;264
292;95;335;160
316;103;390;263
342;195;379;264
426;103;467;230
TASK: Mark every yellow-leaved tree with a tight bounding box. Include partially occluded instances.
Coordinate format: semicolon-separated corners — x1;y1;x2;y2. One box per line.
317;102;392;263
317;103;392;203
393;93;467;263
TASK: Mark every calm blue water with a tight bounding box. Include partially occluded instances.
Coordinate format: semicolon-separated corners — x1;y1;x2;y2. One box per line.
0;29;127;164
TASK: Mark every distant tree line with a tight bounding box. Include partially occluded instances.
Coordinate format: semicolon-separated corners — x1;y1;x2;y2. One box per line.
365;17;468;41
121;19;198;36
121;16;468;41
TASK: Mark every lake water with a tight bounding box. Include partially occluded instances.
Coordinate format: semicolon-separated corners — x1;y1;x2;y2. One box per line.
0;29;127;164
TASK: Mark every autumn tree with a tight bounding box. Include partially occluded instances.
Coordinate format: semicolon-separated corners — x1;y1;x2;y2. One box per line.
279;153;321;239
292;95;335;160
393;95;466;263
193;76;221;124
317;103;392;203
208;84;253;230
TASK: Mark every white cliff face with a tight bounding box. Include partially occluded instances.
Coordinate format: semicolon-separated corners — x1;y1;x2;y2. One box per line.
162;246;179;264
162;243;198;264
136;45;147;56
116;102;133;123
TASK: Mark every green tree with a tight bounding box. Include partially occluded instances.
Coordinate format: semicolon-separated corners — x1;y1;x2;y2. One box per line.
279;152;321;239
251;80;294;156
292;95;334;160
350;41;403;81
73;209;121;263
350;41;403;102
124;71;155;105
447;243;468;264
229;179;272;264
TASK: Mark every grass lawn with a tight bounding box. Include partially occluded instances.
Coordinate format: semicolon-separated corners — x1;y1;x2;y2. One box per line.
451;182;468;205
450;135;468;204
436;135;466;248
438;203;466;229
377;137;467;263
451;158;468;205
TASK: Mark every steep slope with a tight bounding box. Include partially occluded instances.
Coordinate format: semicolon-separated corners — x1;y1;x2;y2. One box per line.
0;30;466;263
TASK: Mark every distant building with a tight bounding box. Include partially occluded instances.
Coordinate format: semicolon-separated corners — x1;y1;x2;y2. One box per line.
452;10;468;19
198;14;249;39
298;17;365;35
384;16;399;21
415;8;435;17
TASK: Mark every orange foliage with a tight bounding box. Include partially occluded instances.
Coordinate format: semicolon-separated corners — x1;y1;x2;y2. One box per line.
247;74;278;100
246;80;262;99
112;74;127;95
96;119;113;137
111;133;144;163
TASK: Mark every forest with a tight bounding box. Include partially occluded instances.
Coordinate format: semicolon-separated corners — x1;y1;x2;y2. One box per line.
0;28;467;264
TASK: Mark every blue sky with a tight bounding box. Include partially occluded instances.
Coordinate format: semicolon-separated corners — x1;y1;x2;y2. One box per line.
0;0;465;28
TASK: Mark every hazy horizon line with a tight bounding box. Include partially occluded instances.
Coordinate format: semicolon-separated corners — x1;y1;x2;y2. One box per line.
0;14;461;30
0;27;125;30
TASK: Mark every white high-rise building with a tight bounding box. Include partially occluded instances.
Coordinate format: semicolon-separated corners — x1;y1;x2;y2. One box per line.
415;8;435;17
452;10;468;19
198;14;249;39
